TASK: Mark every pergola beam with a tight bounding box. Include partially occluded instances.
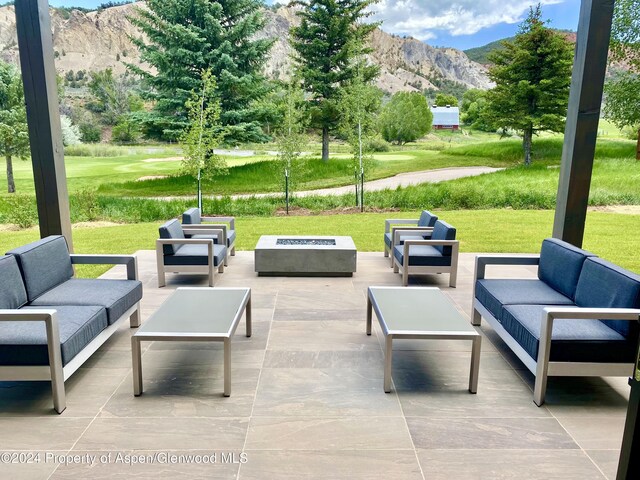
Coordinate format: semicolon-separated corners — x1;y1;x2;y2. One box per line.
15;0;73;249
552;0;615;247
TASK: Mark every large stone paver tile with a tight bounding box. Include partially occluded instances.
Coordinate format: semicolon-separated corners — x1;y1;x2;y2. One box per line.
74;417;248;451
239;450;422;479
557;416;625;450
0;417;92;450
143;343;265;368
266;320;379;352
0;452;60;480
273;308;365;322
417;449;605;480
245;416;413;450
275;286;364;311
407;417;577;450
586;450;621;480
263;350;383;369
252;367;402;416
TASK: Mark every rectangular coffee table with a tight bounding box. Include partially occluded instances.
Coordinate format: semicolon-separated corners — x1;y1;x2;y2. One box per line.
132;287;251;397
366;286;481;393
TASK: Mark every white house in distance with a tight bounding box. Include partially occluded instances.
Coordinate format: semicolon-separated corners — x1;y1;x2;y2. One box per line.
431;105;460;130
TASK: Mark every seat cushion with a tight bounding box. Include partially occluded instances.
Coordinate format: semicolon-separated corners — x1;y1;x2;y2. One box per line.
384;232;430;248
394;244;451;267
6;236;73;303
0;305;107;366
159;219;185;255
575;257;640;338
430;220;456;255
417;210;438;227
164;243;227;267
475;279;574;322
30;279;142;325
192;229;236;247
0;256;28;309
538;238;595;301
182;208;201;225
502;304;637;363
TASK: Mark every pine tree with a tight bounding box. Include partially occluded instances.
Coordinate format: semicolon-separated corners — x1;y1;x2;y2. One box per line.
290;0;380;161
485;4;573;165
128;0;273;144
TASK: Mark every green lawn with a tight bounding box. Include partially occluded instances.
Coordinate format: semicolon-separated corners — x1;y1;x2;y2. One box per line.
1;210;638;277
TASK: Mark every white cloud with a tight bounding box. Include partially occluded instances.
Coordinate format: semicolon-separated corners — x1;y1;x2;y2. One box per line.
369;0;564;40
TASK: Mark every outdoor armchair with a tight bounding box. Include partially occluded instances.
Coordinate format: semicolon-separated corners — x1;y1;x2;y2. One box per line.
384;210;438;267
182;208;236;265
157;219;227;287
392;220;459;287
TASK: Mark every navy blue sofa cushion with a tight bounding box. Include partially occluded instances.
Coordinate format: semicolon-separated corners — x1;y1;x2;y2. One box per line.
192;229;236;247
431;220;456;255
30;279;142;325
384;232;430;249
393;245;451;267
159;219;185;255
6;236;73;303
418;210;438;227
164;244;227;267
538;238;595;301
182;208;201;225
0;305;107;366
0;256;28;309
502;304;637;363
575;257;640;338
475;279;574;321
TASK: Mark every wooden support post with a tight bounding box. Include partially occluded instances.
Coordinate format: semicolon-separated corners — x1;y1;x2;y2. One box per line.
15;0;73;250
552;0;614;248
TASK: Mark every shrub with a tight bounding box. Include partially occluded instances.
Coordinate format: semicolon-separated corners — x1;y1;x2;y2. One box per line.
3;194;37;229
368;136;390;152
71;189;101;222
60;115;82;146
79;123;102;143
112;116;142;144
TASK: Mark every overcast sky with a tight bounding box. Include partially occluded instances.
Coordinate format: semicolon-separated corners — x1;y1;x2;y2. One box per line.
47;0;582;50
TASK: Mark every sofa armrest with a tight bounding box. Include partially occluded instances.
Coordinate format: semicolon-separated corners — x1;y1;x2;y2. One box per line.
392;227;434;246
474;254;540;281
402;239;459;260
182;225;227;246
201;216;235;229
70;254;139;281
385;218;418;233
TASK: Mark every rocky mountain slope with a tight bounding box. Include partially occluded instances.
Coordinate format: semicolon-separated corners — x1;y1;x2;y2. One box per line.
0;2;492;93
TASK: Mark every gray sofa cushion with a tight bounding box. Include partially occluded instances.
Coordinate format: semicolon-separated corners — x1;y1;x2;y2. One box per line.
0;305;107;366
431;220;456;255
575;257;640;338
182;208;201;225
164;243;227;267
0;256;27;309
538;238;595;300
159;219;185;255
393;244;451;267
192;229;236;247
475;279;574;322
30;279;142;325
6;236;73;303
502;304;636;363
384;232;431;248
417;210;438;227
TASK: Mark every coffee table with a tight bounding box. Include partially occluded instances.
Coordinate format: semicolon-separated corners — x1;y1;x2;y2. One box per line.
132;287;251;397
366;286;481;393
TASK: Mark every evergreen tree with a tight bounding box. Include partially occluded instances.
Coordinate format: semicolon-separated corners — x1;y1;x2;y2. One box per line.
128;0;273;144
484;4;573;165
290;0;380;161
0;60;30;193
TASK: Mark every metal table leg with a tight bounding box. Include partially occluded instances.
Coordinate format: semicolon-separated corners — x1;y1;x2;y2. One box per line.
384;335;393;393
132;336;143;396
224;338;231;397
469;335;481;393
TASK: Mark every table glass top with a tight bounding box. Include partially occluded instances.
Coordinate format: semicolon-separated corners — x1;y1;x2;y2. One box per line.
369;287;476;334
137;288;249;336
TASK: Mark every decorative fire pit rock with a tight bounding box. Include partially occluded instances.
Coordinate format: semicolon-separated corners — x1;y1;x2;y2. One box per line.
255;235;357;277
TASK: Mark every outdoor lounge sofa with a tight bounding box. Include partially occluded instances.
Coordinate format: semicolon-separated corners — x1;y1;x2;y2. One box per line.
182;208;236;266
384;210;438;266
472;238;640;405
157;218;227;287
392;219;459;287
0;236;142;413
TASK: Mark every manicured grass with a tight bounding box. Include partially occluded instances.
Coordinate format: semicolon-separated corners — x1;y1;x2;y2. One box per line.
1;210;638;277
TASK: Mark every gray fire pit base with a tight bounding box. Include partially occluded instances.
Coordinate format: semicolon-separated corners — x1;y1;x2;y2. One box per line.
255;235;357;277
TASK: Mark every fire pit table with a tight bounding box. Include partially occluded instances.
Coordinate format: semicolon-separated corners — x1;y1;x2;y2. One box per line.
254;235;357;276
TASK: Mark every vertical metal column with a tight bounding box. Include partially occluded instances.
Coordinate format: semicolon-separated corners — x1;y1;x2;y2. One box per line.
617;339;640;480
552;0;614;247
15;0;73;249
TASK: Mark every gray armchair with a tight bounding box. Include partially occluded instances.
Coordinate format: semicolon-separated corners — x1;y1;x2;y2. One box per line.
384;210;438;267
182;208;236;265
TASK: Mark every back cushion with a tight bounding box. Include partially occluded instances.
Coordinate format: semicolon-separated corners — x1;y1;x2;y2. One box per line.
182;208;201;225
417;210;438;227
575;257;640;338
0;255;28;309
431;220;456;256
538;238;595;300
159;219;185;255
6;236;73;302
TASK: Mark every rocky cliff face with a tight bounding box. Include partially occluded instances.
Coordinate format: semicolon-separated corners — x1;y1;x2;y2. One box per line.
0;2;492;92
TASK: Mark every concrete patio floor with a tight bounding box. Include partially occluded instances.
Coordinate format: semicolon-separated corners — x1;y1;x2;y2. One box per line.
0;250;630;479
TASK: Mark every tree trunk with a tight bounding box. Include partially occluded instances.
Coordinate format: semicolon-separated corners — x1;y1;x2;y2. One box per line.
6;155;15;193
322;126;329;162
522;128;533;166
636;128;640;161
